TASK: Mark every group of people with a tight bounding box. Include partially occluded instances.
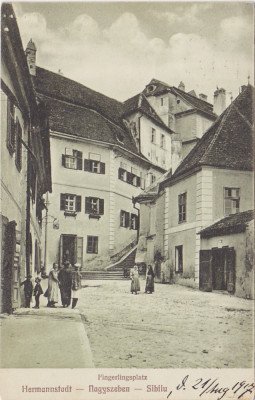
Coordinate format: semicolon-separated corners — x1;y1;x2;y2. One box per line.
47;261;81;309
21;275;43;308
130;264;155;295
21;260;81;309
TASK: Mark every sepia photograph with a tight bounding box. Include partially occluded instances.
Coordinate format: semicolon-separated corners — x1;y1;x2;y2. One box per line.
0;1;254;399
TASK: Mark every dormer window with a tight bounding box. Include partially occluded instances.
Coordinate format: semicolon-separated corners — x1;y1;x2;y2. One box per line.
147;85;156;93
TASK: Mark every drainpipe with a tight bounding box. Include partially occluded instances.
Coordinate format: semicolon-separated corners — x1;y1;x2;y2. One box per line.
132;196;140;244
25;116;31;278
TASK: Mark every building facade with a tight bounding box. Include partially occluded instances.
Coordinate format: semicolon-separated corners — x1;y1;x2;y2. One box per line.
26;54;173;271
1;4;51;312
136;85;254;298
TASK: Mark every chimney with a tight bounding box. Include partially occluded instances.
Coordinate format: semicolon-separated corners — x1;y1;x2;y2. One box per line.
213;88;226;115
25;39;36;76
178;81;185;92
199;93;208;102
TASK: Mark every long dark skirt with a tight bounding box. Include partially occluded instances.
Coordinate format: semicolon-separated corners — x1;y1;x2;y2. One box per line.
60;287;71;306
145;275;154;293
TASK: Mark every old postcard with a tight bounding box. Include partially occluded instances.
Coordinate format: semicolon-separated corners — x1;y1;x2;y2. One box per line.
0;1;254;399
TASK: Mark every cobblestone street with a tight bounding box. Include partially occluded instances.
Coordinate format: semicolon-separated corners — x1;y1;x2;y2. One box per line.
79;279;254;369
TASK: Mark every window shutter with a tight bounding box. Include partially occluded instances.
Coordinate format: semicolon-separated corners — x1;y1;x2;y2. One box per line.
127;172;132;184
136;215;139;230
85;197;91;213
99;199;104;215
136;176;141;187
84;159;90;171
62;155;66;167
126;212;130;228
76;196;81;212
100;162;105;174
60;194;66;210
77;151;82;170
120;210;123;226
118;168;122;179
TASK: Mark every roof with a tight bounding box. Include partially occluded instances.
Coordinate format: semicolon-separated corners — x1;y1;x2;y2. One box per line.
38;93;139;155
164;85;254;183
134;168;172;203
199;210;254;238
34;66;126;130
123;93;172;132
143;78;215;118
33;67;164;167
172;86;215;118
26;38;36;51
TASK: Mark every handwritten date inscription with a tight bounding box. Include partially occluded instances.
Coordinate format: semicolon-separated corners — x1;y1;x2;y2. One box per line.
167;375;255;400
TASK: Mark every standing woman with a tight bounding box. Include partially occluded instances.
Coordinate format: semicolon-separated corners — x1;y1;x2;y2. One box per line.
145;264;155;294
130;265;140;295
71;263;81;309
47;263;59;307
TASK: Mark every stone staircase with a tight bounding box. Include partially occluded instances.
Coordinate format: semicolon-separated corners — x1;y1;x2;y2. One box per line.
81;246;137;280
81;267;125;280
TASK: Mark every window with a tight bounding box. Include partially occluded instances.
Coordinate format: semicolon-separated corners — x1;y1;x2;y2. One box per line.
85;197;104;215
87;236;98;254
118;168;141;187
120;210;130;228
160;134;165;149
118;168;127;182
60;194;81;214
151;128;156;143
7;98;15;154
130;214;139;230
131;174;140;187
224;188;240;216
161;98;164;106
84;159;105;174
150;174;156;184
62;149;82;170
178;192;187;223
15;118;22;171
175;246;183;273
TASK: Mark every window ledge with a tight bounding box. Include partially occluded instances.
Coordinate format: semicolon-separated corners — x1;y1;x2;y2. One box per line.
89;214;101;220
64;211;77;217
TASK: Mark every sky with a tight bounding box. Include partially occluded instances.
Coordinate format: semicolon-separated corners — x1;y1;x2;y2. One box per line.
13;1;254;104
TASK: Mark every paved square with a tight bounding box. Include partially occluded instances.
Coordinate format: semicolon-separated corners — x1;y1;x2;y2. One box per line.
79;280;254;368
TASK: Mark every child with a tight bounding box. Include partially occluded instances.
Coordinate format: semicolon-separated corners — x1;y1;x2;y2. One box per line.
33;277;44;309
21;275;33;308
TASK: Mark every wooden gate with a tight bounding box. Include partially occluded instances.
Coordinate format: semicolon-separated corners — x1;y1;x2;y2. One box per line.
199;250;212;291
2;220;17;313
200;247;236;294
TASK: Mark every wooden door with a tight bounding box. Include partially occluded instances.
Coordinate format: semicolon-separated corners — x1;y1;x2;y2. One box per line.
212;248;227;290
2;221;16;313
12;240;20;309
226;247;235;293
199;250;212;291
76;237;83;268
61;234;76;266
